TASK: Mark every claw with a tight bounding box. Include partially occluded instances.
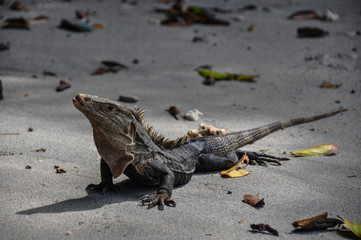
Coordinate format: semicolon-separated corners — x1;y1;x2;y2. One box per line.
141;193;176;210
242;151;289;167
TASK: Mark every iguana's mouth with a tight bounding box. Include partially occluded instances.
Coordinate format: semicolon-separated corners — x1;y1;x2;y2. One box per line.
73;94;92;113
73;94;102;119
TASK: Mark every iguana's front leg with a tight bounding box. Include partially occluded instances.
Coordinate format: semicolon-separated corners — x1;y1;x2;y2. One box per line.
86;158;117;193
141;161;176;210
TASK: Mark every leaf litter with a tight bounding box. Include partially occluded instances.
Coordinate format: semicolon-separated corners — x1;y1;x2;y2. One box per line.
91;61;128;75
155;2;230;26
290;143;338;157
292;212;343;232
195;65;258;85
220;153;250;178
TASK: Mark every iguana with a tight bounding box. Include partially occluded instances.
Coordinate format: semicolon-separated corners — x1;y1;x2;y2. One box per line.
73;93;346;210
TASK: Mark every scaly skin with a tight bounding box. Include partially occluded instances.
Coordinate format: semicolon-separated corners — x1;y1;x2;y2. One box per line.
73;93;347;210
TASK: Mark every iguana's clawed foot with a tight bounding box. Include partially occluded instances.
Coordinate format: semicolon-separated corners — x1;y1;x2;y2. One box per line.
245;152;289;167
141;193;176;210
86;182;117;194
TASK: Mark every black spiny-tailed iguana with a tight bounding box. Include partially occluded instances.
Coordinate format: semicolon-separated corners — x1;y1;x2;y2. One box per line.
73;93;346;210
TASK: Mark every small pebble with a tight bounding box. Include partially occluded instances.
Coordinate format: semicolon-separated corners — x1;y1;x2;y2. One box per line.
183;109;203;121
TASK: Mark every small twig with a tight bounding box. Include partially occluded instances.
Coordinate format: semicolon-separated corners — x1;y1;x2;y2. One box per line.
0;133;20;135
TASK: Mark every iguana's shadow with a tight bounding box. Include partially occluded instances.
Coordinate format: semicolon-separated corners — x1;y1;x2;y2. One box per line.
16;180;155;215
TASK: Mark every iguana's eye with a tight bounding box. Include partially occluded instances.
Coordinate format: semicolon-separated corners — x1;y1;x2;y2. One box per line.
84;97;91;102
103;104;117;113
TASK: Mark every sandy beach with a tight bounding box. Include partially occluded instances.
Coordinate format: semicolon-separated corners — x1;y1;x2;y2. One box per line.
1;0;360;239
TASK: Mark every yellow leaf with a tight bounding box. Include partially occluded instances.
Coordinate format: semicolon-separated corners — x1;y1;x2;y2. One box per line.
290;143;338;157
221;168;250;178
338;216;361;238
93;24;104;30
220;153;250;178
235;74;259;82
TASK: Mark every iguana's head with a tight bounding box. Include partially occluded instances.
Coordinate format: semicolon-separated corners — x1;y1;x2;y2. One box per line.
73;93;134;133
73;93;136;177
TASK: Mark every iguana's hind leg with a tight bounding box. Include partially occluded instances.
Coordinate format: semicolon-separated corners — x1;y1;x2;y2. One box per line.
235;150;289;166
196;150;290;171
196;152;239;172
86;158;117;193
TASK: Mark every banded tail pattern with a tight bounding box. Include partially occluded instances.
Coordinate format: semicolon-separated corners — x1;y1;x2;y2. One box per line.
198;108;347;155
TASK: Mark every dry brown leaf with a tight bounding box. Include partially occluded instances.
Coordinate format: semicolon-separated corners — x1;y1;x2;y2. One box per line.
319;81;341;89
167;106;180;120
243;193;265;207
75;10;91;19
91;66;108;75
250;224;279;236
27;15;49;24
288;10;319;20
56;80;71;92
293;212;328;228
292;212;343;232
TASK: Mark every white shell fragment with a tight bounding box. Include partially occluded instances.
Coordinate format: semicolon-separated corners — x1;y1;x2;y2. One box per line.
322;9;339;22
183;109;203;121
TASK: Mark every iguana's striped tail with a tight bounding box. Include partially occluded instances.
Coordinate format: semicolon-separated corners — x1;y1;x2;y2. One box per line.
197;108;347;155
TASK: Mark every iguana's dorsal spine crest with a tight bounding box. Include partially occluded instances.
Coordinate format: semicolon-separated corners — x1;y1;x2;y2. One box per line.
130;106;188;149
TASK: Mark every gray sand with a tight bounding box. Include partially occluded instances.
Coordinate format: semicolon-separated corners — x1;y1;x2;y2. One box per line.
0;0;360;239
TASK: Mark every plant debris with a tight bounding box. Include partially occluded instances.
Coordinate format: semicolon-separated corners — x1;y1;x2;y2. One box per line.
0;42;10;51
288;10;319;20
297;27;329;38
10;1;25;11
91;61;128;75
167;106;180;120
247;24;255;32
319;81;341;89
55;168;66;174
250;224;279;236
35;148;46;152
243;193;265;208
0;79;3;100
183;109;203;121
56;80;71;92
118;95;138;103
1;17;29;30
289;9;339;22
59;19;103;32
76;10;92;19
292;212;343;232
25;165;31;169
338;216;361;238
187;123;229;138
195;65;258;85
26;15;49;24
290;143;338;157
220;153;250;178
43;71;57;77
156;3;230;26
